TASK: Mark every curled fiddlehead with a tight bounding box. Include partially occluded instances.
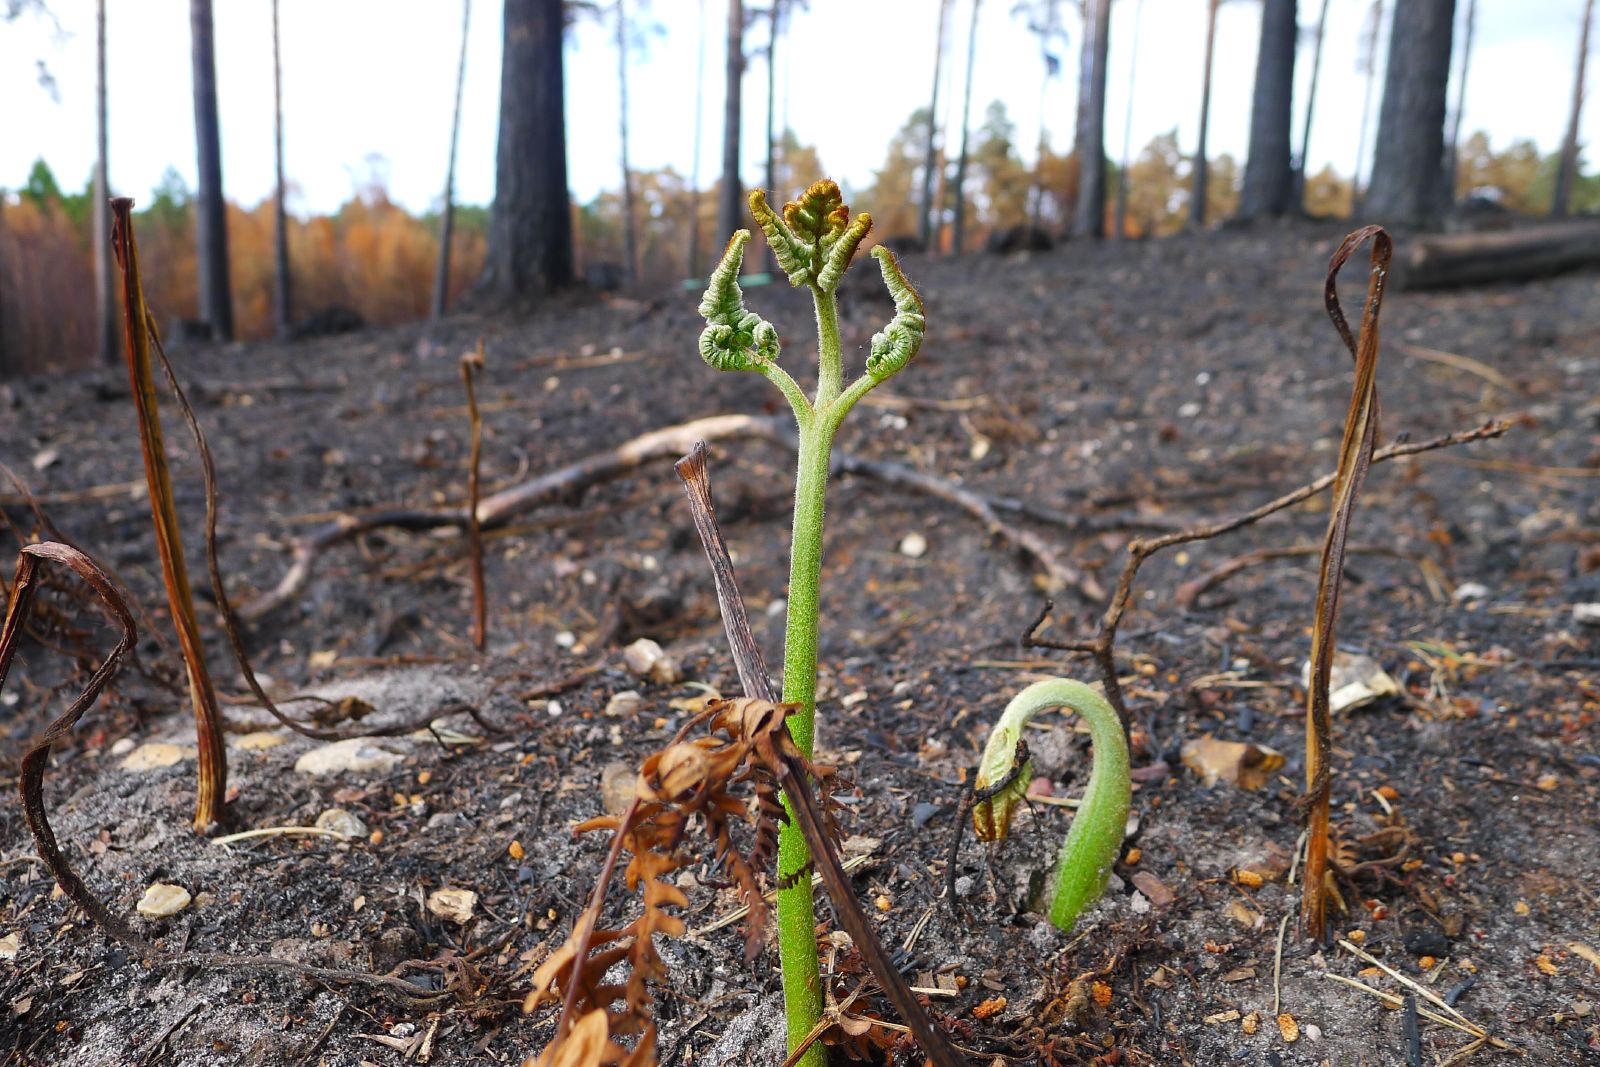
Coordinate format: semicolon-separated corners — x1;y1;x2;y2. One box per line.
751;180;872;294
698;232;781;372
865;246;926;383
972;678;1131;933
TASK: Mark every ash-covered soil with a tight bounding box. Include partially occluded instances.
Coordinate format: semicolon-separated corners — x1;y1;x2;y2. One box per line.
2;220;1598;1066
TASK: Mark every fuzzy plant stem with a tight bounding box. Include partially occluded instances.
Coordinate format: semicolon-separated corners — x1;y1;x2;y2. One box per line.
698;183;924;1067
974;679;1131;932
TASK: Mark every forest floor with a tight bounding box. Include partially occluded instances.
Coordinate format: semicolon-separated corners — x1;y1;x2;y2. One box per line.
1;220;1598;1067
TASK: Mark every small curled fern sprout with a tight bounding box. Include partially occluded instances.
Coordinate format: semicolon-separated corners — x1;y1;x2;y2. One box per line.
972;678;1131;934
695;178;927;1067
865;246;926;383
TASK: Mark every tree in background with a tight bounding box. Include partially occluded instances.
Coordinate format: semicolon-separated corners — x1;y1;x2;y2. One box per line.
1072;0;1110;237
1293;0;1331;206
93;0;115;364
1236;0;1297;220
920;0;950;249
1363;0;1457;228
1015;0;1067;233
1115;0;1146;239
1190;0;1221;228
271;0;292;335
1441;0;1475;207
1352;0;1385;203
686;0;707;279
190;0;233;339
951;0;983;254
716;0;744;256
866;110;935;237
483;0;573;300
974;102;1032;232
616;0;639;282
1552;0;1595;217
432;0;471;319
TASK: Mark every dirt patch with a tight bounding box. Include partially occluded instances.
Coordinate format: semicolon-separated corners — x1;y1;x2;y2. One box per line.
3;221;1598;1064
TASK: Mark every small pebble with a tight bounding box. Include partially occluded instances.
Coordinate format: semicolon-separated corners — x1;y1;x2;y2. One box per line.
426;888;477;924
136;883;191;919
622;639;681;685
605;690;645;717
898;532;927;558
314;808;367;838
120;743;192;772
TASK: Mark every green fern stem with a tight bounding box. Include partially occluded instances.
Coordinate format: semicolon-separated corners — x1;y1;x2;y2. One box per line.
972;678;1131;932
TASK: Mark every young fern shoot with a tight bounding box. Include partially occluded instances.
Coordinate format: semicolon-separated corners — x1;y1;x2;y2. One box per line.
971;679;1131;932
698;180;924;1066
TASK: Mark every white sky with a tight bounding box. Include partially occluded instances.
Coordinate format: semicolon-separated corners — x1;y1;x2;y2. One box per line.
1;1;1593;217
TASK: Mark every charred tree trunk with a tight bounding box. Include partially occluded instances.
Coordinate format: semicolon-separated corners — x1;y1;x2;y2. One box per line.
1442;0;1474;205
687;0;707;279
94;0;116;364
1190;0;1220;229
433;0;471;319
1236;0;1298;220
1115;0;1145;240
617;0;639;283
190;0;233;341
920;0;950;250
1363;0;1457;229
1293;0;1330;206
1553;0;1595;217
951;0;982;255
717;0;745;248
483;0;574;300
271;0;292;336
1072;0;1111;238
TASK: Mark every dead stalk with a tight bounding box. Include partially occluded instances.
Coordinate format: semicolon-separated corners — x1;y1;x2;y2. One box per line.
109;197;227;832
461;342;487;651
1301;226;1390;941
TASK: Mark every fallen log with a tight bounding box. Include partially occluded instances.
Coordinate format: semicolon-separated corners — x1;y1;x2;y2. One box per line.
1396;221;1600;290
242;414;1104;619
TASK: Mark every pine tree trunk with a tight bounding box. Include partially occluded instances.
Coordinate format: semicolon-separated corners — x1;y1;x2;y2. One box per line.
1115;0;1145;240
687;0;707;279
433;0;471;319
1552;0;1595;217
618;0;639;283
1363;0;1457;229
1072;0;1111;238
920;0;949;250
717;0;745;248
484;0;574;300
1190;0;1220;229
271;0;292;336
1293;0;1330;207
951;0;982;255
1352;0;1385;205
95;0;117;364
190;0;233;341
1442;0;1474;205
1236;0;1298;220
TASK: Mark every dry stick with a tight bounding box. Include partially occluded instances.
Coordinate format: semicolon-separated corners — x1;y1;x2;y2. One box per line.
145;263;496;746
674;443;969;1067
110;198;227;832
461;343;487;651
2;543;152;953
1302;225;1390;943
1174;541;1409;610
1022;417;1510;729
245;414;1105;619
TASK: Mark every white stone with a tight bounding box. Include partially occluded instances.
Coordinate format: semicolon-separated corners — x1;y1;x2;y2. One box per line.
1574;603;1600;627
426;888;477;924
898;532;928;559
605;690;644;717
622;639;681;685
1453;582;1489;601
293;738;405;777
120;743;193;771
0;933;18;960
108;738;136;757
314;808;367;838
234;731;286;751
136;883;191;918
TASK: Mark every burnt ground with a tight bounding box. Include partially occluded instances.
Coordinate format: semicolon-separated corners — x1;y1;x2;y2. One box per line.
1;220;1597;1066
